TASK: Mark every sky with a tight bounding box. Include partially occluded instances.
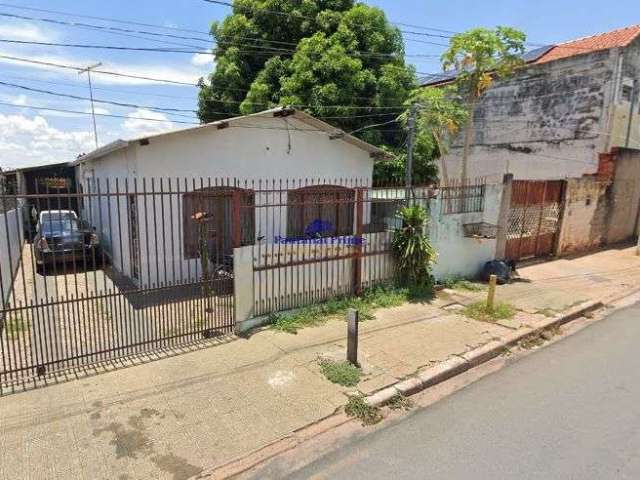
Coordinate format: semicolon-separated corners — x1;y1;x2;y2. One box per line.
0;0;638;170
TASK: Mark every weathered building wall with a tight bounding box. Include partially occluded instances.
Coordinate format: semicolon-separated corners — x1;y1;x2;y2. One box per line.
557;178;611;254
610;37;640;150
558;148;640;255
440;44;640;181
606;149;640;243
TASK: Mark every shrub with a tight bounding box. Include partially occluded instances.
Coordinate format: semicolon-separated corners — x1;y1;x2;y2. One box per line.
391;205;436;289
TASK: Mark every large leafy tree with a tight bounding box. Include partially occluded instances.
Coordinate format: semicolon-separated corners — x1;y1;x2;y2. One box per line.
442;27;526;182
198;1;415;150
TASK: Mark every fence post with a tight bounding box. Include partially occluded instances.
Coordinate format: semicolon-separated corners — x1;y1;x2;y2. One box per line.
231;190;242;249
352;188;364;296
495;173;513;260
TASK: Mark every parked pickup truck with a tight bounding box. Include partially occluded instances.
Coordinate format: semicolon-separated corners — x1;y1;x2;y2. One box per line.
34;210;100;269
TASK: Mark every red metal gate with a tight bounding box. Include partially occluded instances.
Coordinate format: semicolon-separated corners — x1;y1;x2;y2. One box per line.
505;180;565;261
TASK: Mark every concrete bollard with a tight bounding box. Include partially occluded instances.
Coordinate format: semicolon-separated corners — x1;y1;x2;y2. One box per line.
347;309;359;367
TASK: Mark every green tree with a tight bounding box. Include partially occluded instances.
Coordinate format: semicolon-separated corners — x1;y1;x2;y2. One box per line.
373;86;468;186
441;27;526;182
198;1;415;151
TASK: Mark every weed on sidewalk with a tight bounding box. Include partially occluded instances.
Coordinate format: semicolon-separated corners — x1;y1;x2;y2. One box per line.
463;301;516;322
319;359;362;387
345;395;383;426
269;285;432;334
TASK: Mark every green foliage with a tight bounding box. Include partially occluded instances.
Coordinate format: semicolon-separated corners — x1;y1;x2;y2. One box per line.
269;284;429;334
463;301;516;322
319;359;362;387
345;394;383;426
440;276;486;292
442;27;527;98
198;0;415;154
391;205;436;289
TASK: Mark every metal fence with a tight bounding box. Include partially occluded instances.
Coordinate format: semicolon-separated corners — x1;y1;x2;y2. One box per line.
0;179;235;385
1;175;487;385
440;178;487;215
237;180;436;317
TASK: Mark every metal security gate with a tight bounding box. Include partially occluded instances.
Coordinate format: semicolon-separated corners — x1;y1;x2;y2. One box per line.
505;180;565;261
0;179;236;385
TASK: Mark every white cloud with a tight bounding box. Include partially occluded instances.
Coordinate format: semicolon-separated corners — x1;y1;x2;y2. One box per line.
191;53;215;67
0;113;95;169
0;50;211;87
12;94;27;106
123;109;175;138
0;23;55;42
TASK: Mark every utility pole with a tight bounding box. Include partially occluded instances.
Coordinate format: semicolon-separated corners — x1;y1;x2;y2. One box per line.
405;103;419;201
625;79;638;148
78;62;102;148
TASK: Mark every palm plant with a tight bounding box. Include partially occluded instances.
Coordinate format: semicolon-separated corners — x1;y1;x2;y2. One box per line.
391;204;436;288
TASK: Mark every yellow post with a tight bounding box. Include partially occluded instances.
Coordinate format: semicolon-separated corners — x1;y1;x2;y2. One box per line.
487;274;497;310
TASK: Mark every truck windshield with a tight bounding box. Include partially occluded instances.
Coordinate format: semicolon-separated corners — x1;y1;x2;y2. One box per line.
40;213;79;235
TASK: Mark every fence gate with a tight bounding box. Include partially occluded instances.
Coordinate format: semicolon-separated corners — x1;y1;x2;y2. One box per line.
0;180;236;386
505;180;565;261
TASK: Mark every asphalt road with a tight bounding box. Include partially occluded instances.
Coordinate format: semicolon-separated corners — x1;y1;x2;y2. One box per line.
286;302;640;480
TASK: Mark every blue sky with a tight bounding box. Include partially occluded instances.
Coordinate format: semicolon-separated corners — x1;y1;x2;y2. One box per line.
0;0;638;169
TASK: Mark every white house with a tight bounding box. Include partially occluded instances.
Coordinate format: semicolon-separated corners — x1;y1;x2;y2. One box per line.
74;107;388;288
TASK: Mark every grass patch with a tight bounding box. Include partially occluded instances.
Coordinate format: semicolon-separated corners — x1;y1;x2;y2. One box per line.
345;395;383;426
440;276;486;292
269;284;433;334
463;301;516;322
3;314;27;338
387;393;414;411
319;359;362;387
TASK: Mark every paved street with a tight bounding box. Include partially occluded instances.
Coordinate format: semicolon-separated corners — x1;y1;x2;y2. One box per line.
284;301;640;480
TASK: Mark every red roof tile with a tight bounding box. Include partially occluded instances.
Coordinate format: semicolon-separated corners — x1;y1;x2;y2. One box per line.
535;24;640;64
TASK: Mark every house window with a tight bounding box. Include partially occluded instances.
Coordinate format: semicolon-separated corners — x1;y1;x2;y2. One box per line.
182;187;255;260
286;185;355;238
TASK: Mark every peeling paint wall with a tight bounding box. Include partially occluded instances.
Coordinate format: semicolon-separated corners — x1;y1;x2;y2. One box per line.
441;41;640;181
558;149;640;255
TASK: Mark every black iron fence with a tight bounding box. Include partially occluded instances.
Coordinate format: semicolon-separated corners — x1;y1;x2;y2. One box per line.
1;175;487;386
0;179;235;386
440;178;487;215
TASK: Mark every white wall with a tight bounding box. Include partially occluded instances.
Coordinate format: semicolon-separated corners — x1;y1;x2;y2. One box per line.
0;208;24;308
429;183;502;280
80;114;375;288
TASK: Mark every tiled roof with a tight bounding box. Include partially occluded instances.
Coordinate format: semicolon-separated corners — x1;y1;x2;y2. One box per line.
535;24;640;64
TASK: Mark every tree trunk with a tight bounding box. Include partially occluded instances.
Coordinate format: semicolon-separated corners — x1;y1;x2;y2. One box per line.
462;96;477;184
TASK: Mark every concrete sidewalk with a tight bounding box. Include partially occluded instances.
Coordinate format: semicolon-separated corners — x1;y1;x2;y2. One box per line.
1;246;639;480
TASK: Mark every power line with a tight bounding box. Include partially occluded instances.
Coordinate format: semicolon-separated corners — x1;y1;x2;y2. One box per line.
0;37;440;59
0;54;199;86
0;2;212;36
0;80;199;117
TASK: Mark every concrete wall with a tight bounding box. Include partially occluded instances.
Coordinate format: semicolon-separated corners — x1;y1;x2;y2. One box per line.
429;183;502;280
440;43;640;182
0;208;24;309
558;149;640;254
79;114;375;288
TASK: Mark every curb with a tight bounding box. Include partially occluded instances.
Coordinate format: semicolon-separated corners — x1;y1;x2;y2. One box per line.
366;299;604;407
198;298;610;479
